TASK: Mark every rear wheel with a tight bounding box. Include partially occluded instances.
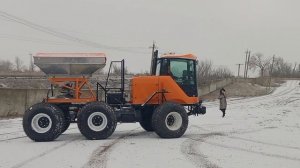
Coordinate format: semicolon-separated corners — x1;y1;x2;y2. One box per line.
61;113;71;134
77;102;117;140
152;102;188;138
139;107;154;132
57;104;71;134
22;103;64;142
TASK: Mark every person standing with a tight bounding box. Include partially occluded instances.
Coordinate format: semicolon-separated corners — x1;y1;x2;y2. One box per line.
219;88;227;117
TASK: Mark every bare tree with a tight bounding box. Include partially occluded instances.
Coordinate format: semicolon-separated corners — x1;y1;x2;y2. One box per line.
197;60;213;83
249;53;271;77
298;64;300;77
271;57;293;77
14;56;25;72
292;62;297;76
112;64;128;75
212;67;232;79
197;60;233;85
0;60;14;72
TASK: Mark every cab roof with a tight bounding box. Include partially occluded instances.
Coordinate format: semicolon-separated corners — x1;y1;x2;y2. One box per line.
160;53;197;60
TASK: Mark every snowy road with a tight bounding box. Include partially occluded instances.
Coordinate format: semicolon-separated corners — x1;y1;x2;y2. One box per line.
0;80;299;168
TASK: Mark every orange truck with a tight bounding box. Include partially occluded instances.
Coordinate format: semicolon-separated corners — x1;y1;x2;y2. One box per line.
22;51;206;141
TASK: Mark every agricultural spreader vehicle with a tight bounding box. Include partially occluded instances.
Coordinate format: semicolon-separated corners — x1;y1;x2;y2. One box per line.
22;51;206;141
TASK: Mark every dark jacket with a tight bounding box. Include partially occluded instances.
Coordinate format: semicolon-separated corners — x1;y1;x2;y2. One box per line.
219;94;227;110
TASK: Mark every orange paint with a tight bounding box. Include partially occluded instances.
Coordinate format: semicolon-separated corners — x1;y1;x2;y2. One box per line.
46;77;96;104
131;76;199;105
161;54;197;60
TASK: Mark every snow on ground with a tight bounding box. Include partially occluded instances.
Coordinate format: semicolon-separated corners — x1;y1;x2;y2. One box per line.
0;80;299;168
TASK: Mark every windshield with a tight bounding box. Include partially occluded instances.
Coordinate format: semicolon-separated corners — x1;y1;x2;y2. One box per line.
159;58;198;97
170;59;195;85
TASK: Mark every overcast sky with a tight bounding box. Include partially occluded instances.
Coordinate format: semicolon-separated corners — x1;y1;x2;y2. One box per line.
0;0;299;75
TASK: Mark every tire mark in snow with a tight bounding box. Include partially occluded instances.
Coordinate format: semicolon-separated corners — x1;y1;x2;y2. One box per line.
201;140;300;162
82;136;124;168
184;125;300;167
192;125;300;151
0;136;27;142
11;137;79;168
0;126;78;141
181;132;223;168
228;136;300;150
83;129;145;168
0;128;77;142
0;131;24;136
183;133;300;168
198;123;232;127
191;124;265;135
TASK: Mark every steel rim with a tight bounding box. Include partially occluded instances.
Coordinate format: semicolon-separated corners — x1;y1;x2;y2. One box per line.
31;113;52;133
87;112;107;132
165;112;182;131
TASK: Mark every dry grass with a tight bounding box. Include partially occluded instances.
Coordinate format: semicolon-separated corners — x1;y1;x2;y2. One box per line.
201;81;272;101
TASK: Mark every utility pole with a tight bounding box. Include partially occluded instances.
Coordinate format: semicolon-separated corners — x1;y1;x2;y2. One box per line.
149;41;157;74
268;55;275;91
245;50;251;78
270;55;275;76
29;53;34;72
244;50;249;78
150;41;156;57
236;64;243;77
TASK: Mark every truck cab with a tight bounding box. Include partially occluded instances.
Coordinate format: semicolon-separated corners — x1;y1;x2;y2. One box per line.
156;54;198;97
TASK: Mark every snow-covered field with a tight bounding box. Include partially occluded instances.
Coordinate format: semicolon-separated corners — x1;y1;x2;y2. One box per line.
0;80;299;168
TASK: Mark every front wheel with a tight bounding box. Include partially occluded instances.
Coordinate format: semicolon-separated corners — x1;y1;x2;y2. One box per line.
152;102;188;138
77;102;117;140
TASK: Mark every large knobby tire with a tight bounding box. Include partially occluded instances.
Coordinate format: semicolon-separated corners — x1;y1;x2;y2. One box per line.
61;112;71;134
22;103;64;142
77;102;117;140
57;104;71;134
152;102;188;138
139;107;154;132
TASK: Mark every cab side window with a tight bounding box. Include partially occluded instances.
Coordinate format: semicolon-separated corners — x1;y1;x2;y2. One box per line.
160;59;169;75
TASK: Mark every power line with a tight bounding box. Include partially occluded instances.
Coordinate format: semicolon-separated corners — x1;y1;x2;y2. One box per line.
0;10;149;54
0;34;74;46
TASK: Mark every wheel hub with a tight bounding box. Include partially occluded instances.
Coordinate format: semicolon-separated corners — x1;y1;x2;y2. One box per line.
167;115;175;126
38;117;50;128
87;112;108;132
92;115;103;126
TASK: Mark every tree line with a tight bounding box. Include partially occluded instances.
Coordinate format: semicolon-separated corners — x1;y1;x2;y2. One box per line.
249;53;300;78
0;56;34;72
197;60;233;85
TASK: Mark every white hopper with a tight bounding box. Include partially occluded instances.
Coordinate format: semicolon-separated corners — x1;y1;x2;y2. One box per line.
34;53;106;76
